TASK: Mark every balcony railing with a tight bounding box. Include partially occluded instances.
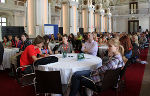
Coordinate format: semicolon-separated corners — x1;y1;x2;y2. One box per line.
112;8;149;16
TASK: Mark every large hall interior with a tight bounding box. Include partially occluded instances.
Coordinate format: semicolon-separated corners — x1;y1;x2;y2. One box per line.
0;0;150;96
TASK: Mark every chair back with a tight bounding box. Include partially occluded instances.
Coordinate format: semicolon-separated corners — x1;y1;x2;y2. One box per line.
101;68;121;91
119;60;129;79
0;42;4;66
35;70;63;95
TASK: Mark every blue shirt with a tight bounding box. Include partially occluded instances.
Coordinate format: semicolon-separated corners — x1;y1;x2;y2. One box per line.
41;49;49;54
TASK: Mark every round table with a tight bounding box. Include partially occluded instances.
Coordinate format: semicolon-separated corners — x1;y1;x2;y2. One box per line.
38;53;102;84
2;48;19;69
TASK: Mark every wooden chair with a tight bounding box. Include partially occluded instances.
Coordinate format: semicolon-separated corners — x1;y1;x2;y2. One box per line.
34;70;63;96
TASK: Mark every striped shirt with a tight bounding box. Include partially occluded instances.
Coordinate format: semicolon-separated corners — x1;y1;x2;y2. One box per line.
91;54;125;85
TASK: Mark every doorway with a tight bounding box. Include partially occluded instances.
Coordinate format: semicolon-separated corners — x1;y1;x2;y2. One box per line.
128;20;139;34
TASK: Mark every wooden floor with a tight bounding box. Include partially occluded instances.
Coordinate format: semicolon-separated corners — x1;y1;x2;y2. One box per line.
140;47;150;96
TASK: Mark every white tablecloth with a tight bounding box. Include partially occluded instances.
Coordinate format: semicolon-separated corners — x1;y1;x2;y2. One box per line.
2;48;19;69
38;53;102;84
98;46;108;57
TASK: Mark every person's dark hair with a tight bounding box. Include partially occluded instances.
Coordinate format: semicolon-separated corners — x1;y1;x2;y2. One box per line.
70;33;74;39
21;33;29;39
33;35;45;45
43;42;49;49
62;34;68;38
3;36;8;41
43;35;49;42
15;35;20;39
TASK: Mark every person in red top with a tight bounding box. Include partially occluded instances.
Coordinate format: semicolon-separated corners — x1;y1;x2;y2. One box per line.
20;35;45;71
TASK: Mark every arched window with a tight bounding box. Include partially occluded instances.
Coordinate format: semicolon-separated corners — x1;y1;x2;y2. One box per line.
0;17;7;26
0;0;5;3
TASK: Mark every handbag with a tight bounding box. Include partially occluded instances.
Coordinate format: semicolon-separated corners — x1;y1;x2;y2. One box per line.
34;56;58;66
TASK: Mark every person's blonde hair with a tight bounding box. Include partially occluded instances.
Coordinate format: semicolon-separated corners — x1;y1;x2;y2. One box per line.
107;38;124;56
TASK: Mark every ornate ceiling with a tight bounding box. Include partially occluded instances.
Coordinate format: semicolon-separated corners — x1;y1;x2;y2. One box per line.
16;0;149;6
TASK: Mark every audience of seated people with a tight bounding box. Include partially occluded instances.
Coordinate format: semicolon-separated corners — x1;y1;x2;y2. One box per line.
98;34;107;46
10;33;31;69
1;30;150;94
69;38;125;96
20;35;45;73
2;36;12;48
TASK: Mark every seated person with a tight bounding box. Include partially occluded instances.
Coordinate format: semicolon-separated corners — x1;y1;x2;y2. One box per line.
98;35;107;46
19;33;31;52
119;35;133;59
92;32;98;42
81;33;98;56
55;34;74;53
131;35;148;64
77;32;83;41
69;38;125;96
2;36;12;48
20;35;45;72
14;35;21;48
41;42;53;55
56;33;62;42
139;33;147;48
8;35;15;47
50;34;55;42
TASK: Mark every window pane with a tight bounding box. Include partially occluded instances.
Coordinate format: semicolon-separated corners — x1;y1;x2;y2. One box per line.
0;17;1;22
2;18;6;22
2;23;6;26
1;0;5;3
0;23;1;26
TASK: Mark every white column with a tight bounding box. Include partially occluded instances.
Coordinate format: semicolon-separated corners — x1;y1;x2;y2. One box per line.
95;12;99;32
100;12;105;33
36;0;49;36
48;2;51;24
82;8;89;32
62;2;69;34
27;0;36;38
107;13;112;33
88;7;94;32
69;1;79;35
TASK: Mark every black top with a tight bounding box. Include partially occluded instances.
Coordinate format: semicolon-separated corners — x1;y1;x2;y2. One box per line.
19;39;31;51
0;42;4;65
